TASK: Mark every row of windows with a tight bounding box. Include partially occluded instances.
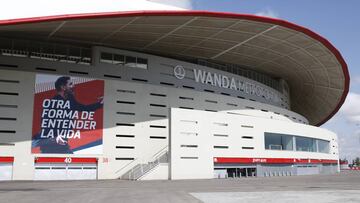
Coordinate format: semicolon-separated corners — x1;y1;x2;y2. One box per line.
0;37;285;96
116;112;168;118
0;78;19;146
100;52;148;69
116;123;167;129
264;132;330;153
116;134;166;139
180;145;254;150
115;89;304;124
0;38;290;108
0;48;291;114
213;134;253;141
0;38;91;65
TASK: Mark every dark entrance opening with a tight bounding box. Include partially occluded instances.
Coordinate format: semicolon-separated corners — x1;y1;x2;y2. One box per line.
225;167;256;178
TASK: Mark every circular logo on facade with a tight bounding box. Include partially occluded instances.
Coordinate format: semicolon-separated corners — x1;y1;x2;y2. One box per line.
174;65;185;80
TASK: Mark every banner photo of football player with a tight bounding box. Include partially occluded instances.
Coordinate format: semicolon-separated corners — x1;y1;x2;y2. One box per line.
32;74;104;154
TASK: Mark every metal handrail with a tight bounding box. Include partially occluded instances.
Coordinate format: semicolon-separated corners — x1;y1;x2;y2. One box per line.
115;158;138;175
152;145;169;159
135;151;169;180
122;150;169;180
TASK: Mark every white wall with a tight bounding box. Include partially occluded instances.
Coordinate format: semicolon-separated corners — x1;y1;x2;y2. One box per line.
170;108;338;180
0;46;335;180
170;111;214;179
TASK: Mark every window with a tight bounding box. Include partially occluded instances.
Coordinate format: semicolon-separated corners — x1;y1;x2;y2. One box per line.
180;145;198;148
179;96;194;100
214;146;228;149
214;134;228;137
265;132;293;151
100;52;148;69
150;136;166;139
116;134;135;138
136;58;148;69
150;93;166;97
296;136;316;152
113;54;125;65
125;56;137;68
205;99;217;104
264;132;330;153
318;139;330;153
116;146;135;149
149;125;166;128
100;52;112;64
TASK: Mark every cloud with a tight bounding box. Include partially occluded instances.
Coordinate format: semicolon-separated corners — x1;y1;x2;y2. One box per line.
337;130;360;161
255;8;279;18
147;0;193;10
353;75;360;84
323;91;360;161
339;92;360;124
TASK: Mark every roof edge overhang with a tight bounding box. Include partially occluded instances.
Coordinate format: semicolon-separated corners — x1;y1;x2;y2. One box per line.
0;10;350;126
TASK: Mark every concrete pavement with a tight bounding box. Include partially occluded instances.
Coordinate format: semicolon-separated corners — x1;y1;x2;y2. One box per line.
0;171;359;203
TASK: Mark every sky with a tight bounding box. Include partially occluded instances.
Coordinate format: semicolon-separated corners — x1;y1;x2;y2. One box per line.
190;0;360;161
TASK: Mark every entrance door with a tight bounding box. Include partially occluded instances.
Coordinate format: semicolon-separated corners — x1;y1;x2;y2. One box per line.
225;167;257;178
34;163;97;180
0;163;13;181
0;157;13;181
226;168;237;178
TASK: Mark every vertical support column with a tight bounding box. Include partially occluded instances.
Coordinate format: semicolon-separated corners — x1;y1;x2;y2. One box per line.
292;136;296;151
168;108;172;180
91;46;101;66
12;72;36;180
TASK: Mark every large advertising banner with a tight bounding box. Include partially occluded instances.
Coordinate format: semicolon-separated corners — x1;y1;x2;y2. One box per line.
32;74;104;154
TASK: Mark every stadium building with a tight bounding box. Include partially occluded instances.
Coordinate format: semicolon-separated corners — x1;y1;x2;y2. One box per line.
0;1;349;181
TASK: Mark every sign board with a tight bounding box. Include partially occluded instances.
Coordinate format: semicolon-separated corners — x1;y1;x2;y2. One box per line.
32;74;104;154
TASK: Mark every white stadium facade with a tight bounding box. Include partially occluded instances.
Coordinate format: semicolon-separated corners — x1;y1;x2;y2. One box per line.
0;1;350;181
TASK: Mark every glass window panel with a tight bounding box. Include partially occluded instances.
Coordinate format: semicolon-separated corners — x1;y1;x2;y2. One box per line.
100;52;113;64
264;132;293;151
68;46;81;57
296;136;316;152
113;54;125;65
125;56;137;68
79;48;92;65
136;57;148;69
318;139;330;153
0;38;13;50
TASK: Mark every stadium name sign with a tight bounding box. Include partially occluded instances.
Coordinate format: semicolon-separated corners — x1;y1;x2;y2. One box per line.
193;69;280;102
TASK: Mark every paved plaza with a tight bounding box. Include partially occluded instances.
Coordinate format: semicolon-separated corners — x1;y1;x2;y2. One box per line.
1;171;359;203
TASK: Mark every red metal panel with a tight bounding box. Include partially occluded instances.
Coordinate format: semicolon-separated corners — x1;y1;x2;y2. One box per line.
35;157;97;164
0;157;14;163
214;157;338;164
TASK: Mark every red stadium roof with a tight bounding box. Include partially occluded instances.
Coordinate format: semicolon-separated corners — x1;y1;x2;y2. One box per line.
0;10;349;126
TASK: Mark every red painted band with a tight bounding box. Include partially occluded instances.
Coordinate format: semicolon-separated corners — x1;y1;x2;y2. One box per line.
0;10;349;126
35;157;97;164
214;157;338;164
0;157;14;163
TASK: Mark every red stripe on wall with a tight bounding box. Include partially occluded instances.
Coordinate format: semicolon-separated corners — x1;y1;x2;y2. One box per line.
0;157;14;163
35;157;97;164
214;157;338;164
